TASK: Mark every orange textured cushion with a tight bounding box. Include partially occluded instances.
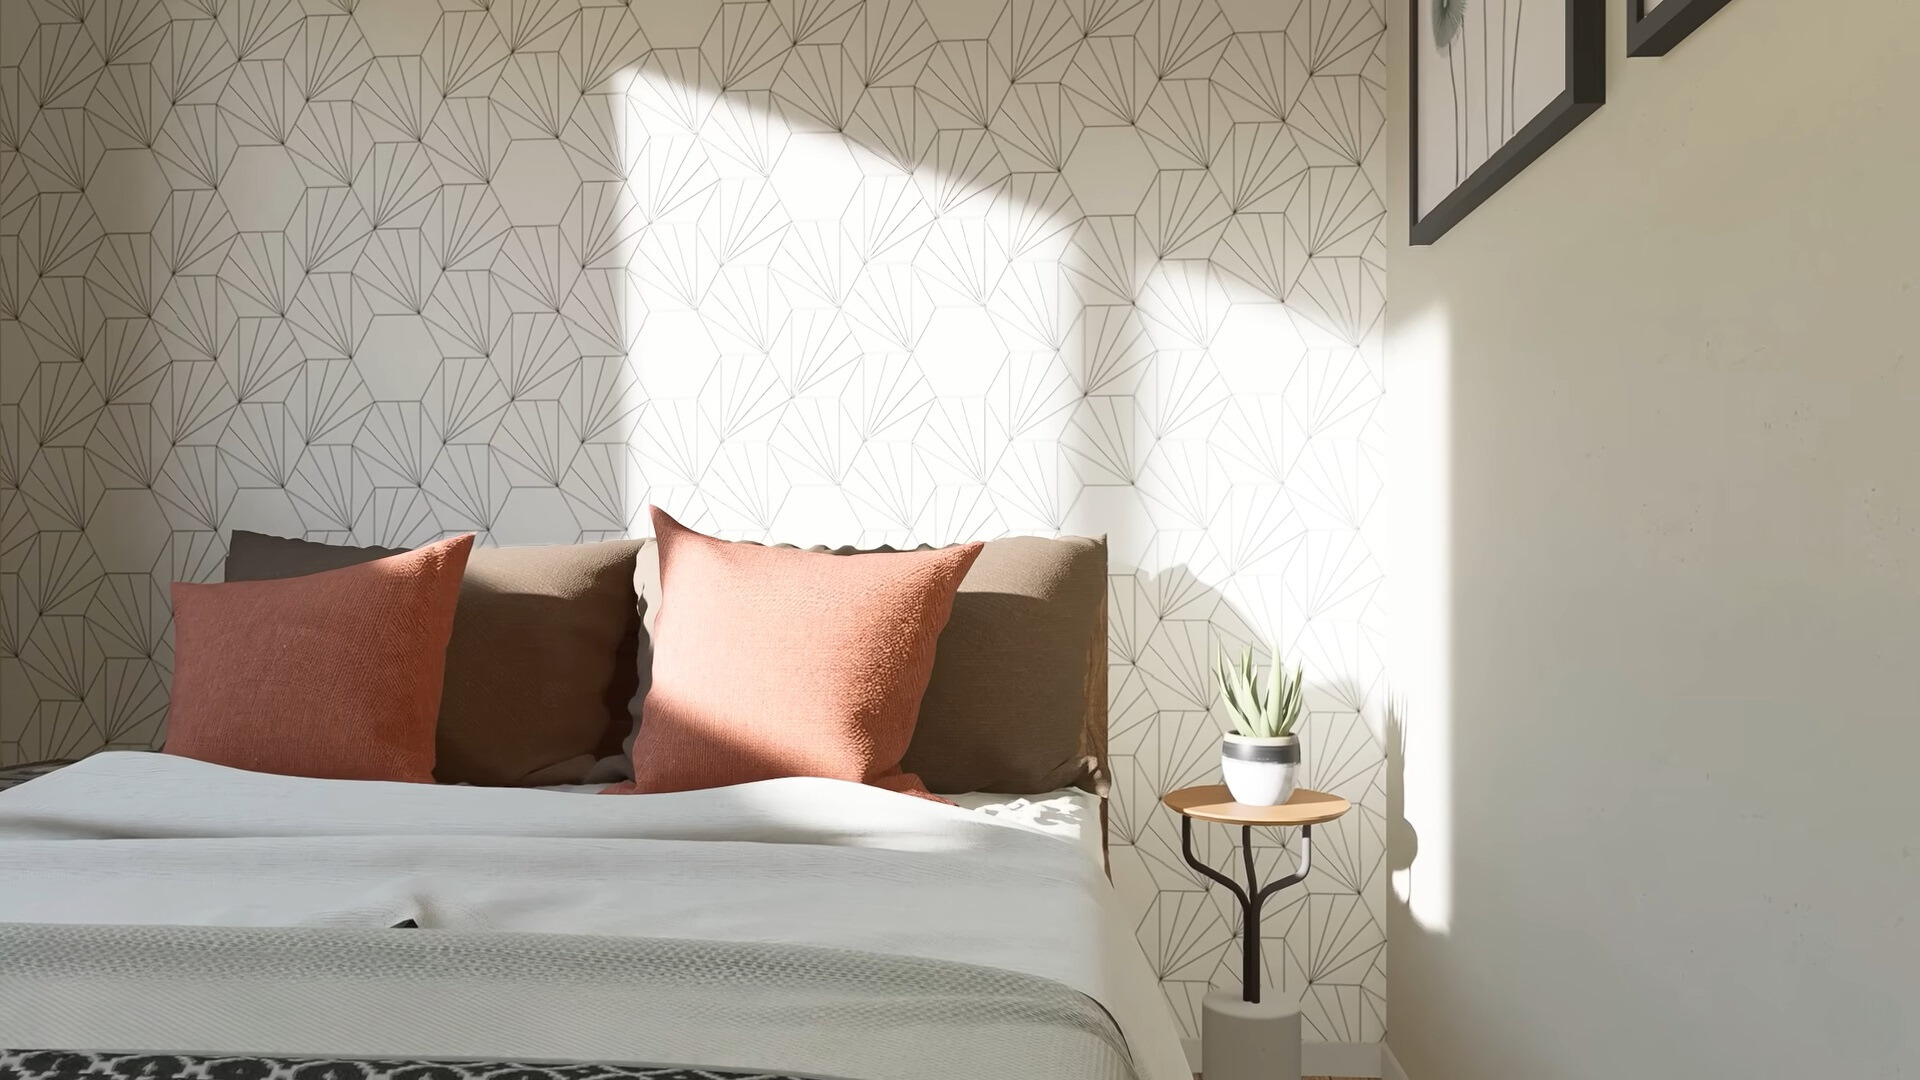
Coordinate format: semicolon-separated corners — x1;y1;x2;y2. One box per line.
625;508;981;796
164;534;474;783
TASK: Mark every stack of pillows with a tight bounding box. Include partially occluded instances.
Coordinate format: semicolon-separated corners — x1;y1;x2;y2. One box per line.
164;508;1109;801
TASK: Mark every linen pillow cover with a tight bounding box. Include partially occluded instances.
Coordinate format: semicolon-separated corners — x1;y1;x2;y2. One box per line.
896;535;1108;795
225;532;643;786
622;508;981;796
166;534;474;782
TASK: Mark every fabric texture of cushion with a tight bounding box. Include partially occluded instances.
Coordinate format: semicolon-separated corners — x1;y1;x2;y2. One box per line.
622;508;981;796
167;534;474;783
897;535;1108;795
627;535;1109;796
225;532;643;787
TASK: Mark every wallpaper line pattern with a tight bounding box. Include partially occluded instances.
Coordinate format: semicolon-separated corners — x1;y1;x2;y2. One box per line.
0;0;1389;1048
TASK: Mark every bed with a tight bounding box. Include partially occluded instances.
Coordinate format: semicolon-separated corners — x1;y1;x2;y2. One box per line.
1;523;1183;1079
0;752;1190;1080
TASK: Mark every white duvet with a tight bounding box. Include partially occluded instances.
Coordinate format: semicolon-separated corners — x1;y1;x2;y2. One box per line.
0;752;1186;1080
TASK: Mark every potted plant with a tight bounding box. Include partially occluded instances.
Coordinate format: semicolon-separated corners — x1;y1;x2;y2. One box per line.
1214;646;1305;806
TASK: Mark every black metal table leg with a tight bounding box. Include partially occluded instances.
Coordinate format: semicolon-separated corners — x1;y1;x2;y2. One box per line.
1179;815;1314;1004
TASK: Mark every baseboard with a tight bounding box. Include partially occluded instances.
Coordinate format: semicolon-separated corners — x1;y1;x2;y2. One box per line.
1183;1038;1384;1078
1308;1042;1382;1077
1381;1044;1410;1080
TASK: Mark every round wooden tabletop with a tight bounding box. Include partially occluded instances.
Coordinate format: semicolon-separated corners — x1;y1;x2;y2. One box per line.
1161;785;1350;827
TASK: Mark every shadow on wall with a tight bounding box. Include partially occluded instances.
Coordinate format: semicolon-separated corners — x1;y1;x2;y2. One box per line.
1386;64;1920;1063
1382;692;1415;910
0;0;1389;1052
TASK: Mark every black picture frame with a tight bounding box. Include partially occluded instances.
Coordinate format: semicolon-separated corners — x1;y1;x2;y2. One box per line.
1408;0;1606;246
1627;0;1736;57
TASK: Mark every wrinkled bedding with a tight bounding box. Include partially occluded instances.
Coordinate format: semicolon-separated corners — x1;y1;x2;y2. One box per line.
0;926;1139;1080
0;753;1187;1080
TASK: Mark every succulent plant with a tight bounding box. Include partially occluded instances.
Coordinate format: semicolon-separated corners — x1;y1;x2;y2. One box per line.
1215;645;1305;740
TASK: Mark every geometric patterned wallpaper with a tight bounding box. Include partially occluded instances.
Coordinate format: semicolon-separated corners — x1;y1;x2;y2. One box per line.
0;0;1387;1050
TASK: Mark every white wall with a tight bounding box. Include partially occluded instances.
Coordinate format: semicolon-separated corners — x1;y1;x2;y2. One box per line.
1386;0;1920;1075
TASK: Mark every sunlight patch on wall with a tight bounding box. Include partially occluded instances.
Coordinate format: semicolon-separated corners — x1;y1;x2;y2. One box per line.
1387;300;1452;935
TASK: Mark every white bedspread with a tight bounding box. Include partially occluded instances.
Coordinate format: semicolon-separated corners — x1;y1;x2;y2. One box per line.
535;783;1108;872
0;753;1185;1080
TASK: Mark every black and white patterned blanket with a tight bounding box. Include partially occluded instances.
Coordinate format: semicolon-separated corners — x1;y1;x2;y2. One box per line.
0;1051;818;1080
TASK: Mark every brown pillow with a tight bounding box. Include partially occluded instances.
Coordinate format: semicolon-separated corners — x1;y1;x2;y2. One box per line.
225;532;642;786
623;508;981;797
629;534;1110;796
900;535;1108;795
168;534;474;782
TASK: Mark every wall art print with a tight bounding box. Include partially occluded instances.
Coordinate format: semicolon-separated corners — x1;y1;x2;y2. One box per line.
1628;0;1738;57
1410;0;1603;243
0;0;1389;1053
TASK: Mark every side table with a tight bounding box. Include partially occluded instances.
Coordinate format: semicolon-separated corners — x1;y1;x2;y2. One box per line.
1162;784;1350;1080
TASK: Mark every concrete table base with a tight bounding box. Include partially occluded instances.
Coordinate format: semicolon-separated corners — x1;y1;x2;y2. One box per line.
1201;988;1301;1080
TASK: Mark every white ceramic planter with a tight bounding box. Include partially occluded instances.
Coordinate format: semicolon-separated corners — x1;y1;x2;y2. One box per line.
1221;733;1299;806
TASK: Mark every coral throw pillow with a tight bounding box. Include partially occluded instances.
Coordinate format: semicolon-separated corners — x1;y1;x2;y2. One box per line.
625;508;981;797
164;534;474;783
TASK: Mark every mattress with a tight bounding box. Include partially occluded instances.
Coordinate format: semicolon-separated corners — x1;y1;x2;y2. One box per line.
0;753;1183;1080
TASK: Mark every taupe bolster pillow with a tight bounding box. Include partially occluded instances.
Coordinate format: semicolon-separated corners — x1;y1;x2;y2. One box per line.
225;531;642;787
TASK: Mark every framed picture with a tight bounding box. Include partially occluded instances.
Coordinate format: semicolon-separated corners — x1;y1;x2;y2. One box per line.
1409;0;1606;245
1628;0;1737;57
